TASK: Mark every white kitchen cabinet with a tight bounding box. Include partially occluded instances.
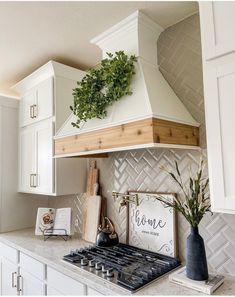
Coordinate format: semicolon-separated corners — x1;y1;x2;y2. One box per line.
0;96;47;232
199;2;235;60
20;77;53;127
19;119;53;195
13;61;86;133
19;252;46;296
202;60;235;212
14;61;87;196
1;244;19;296
34;120;54;194
0;245;46;296
0;242;106;296
1;258;18;296
18;271;44;296
19;125;36;192
200;2;235;213
47;267;86;296
19;118;87;196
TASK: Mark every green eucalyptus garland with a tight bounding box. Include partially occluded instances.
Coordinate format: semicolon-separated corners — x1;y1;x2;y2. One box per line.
70;51;137;128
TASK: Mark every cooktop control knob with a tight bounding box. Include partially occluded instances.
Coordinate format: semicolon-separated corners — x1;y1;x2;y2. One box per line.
95;262;102;270
70;250;75;256
106;268;114;278
89;260;95;267
81;258;88;266
101;265;107;273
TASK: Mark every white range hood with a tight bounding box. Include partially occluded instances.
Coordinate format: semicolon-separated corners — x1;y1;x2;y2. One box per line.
55;11;199;157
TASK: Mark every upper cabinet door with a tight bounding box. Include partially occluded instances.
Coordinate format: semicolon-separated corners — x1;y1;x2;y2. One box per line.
35;119;54;195
20;77;53;128
199;2;235;60
20;89;37;127
19;121;53;195
19;126;36;193
203;60;235;213
36;77;53;123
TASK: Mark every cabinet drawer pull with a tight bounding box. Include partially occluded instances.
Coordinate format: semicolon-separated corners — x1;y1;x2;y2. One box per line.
30;105;34;119
11;272;17;288
33;104;37;118
17;275;22;292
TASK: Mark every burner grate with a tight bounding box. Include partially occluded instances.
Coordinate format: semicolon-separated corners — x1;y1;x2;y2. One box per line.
63;243;181;292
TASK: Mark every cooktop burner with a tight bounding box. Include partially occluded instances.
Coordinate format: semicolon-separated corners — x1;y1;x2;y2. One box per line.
63;243;180;292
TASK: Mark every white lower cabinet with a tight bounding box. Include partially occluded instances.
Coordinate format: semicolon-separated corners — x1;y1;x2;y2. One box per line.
1;244;19;296
19;253;45;296
0;243;104;296
19;270;45;296
47;267;85;296
1;258;18;295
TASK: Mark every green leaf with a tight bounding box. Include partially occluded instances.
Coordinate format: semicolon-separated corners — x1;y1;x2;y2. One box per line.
158;158;211;227
70;51;137;128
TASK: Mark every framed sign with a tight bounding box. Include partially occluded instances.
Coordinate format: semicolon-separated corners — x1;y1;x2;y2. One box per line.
127;191;178;257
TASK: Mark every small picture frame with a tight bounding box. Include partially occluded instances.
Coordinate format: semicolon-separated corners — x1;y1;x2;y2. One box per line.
127;191;178;257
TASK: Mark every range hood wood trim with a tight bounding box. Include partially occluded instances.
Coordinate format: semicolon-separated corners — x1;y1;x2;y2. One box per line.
55;117;199;157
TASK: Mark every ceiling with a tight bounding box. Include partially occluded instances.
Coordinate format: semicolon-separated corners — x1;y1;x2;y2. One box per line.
0;1;198;98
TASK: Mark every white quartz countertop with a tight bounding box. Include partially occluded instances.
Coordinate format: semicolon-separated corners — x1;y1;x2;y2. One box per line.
0;228;234;295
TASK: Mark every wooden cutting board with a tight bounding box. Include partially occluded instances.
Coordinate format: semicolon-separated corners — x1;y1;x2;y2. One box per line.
83;195;102;243
86;161;98;195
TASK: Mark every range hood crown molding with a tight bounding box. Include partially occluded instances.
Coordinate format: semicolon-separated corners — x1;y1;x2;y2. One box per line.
55;11;200;158
91;10;163;66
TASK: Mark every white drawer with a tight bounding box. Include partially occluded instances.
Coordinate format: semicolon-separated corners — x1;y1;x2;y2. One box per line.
47;267;85;295
87;287;104;296
20;252;45;281
0;243;18;264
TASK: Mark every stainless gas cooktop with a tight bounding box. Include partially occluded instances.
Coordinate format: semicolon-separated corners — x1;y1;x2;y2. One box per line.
63;243;180;292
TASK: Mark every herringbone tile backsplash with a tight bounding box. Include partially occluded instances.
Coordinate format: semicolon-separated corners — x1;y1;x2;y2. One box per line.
50;13;235;276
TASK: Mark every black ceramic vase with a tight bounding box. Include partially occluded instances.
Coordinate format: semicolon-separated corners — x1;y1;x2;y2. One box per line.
186;226;209;281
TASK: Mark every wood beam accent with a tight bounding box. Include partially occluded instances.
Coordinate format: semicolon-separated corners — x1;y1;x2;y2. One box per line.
55;118;199;157
153;118;199;146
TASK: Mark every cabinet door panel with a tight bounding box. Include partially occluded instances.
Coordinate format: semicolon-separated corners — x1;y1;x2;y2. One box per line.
20;253;44;281
1;258;18;296
47;267;85;295
36;77;53;123
20;270;45;296
19;126;36;192
35;120;54;194
200;2;235;60
203;60;235;212
20;90;36;127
